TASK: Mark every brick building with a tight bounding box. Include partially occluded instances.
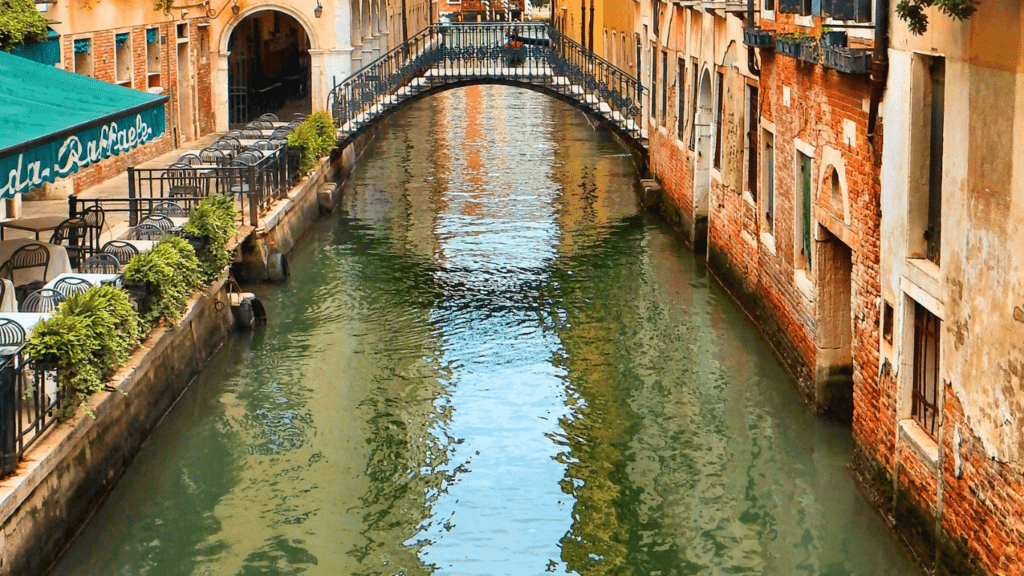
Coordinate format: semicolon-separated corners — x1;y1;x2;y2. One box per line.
639;0;1024;574
864;1;1024;573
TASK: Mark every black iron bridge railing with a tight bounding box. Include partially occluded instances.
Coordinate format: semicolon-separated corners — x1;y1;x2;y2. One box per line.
326;22;647;147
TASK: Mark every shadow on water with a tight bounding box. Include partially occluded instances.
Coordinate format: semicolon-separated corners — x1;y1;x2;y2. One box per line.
48;85;914;576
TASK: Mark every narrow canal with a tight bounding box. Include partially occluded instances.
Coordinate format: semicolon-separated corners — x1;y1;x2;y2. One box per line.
50;86;915;576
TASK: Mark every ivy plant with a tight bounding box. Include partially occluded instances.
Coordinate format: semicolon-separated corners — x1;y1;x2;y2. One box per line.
182;194;239;281
896;0;980;34
26;285;141;415
0;0;48;52
122;235;202;330
287;111;337;175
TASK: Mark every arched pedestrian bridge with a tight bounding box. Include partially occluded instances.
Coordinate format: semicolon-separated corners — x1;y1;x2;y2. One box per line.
327;23;648;152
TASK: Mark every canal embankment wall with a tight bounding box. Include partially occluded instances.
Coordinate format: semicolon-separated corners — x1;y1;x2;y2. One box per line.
0;130;378;576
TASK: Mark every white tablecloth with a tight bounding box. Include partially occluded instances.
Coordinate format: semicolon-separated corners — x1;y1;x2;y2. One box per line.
122;240;157;254
43;273;122;293
0;312;51;335
0;239;72;286
0;280;15;313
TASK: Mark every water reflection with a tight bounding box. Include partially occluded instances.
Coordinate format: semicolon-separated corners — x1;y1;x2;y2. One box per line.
48;86;913;576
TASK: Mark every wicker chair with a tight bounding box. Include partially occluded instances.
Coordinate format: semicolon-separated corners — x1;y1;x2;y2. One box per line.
0;318;26;346
101;240;140;266
126;223;164;241
259;113;279;122
178;153;202;166
49;217;88;269
139;214;176;233
81;253;121;274
199;147;230;167
21;289;66;313
52;276;92;299
240;128;263;139
150;201;187;218
8;243;50;295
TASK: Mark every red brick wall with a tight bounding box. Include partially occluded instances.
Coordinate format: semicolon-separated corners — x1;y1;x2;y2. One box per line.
55;21;216;195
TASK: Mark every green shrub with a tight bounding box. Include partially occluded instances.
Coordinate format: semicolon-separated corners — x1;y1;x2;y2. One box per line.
287;111;337;174
122;235;202;329
182;194;238;281
0;0;48;52
26;285;141;414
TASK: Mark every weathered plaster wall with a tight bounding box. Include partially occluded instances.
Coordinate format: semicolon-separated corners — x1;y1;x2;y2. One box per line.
871;1;1024;573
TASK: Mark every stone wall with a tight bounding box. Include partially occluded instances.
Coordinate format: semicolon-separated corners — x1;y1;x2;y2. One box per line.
0;280;234;576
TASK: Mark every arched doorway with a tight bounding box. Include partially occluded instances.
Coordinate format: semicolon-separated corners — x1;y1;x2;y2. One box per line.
228;10;312;126
692;69;713;251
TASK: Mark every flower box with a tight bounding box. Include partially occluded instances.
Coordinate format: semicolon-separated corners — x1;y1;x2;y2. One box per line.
774;37;802;58
797;37;820;64
824;46;872;74
743;28;775;49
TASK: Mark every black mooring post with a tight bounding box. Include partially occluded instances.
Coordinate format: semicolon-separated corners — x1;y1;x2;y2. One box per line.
127;166;138;226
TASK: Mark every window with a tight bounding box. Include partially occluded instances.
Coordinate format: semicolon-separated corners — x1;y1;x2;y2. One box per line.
621;35;627;71
146;28;161;89
713;70;724;170
661;51;668;126
796;151;813;270
604;29;608;60
115;33;131;87
689;59;697;150
908;55;944;265
911;302;940;437
677;58;686;138
925;57;944;264
745;84;759;201
764;0;775;9
650;44;658;121
73;38;93;78
822;0;872;22
762;130;775;235
882;301;894;344
610;31;617;65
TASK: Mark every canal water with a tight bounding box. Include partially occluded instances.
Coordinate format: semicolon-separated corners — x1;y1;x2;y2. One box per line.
49;86;915;576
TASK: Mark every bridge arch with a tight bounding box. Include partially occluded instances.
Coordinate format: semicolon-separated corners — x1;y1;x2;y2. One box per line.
335;78;649;157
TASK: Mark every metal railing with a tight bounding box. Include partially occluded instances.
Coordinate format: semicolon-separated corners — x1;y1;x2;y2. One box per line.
0;347;60;477
73;147;297;228
326;22;646;145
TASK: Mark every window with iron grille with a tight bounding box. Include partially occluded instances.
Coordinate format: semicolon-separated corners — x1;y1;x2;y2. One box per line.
677;58;686;138
912;303;940;438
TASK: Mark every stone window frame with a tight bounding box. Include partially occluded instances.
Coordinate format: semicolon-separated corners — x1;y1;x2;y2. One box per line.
896;281;945;462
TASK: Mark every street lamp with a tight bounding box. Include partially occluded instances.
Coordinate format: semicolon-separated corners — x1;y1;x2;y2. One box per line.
314;0;322;17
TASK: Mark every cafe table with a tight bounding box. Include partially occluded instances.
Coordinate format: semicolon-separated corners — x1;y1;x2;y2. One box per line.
0;239;73;285
43;272;122;292
0;215;71;241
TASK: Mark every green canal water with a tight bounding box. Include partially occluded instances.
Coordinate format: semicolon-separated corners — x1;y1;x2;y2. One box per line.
48;86;915;576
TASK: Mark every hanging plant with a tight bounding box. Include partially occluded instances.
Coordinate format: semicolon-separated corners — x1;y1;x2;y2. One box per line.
154;0;174;14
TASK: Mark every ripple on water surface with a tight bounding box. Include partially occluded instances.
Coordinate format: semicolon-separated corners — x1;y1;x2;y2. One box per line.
47;86;914;576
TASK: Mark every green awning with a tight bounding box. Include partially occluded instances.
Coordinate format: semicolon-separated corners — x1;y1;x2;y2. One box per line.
0;50;168;198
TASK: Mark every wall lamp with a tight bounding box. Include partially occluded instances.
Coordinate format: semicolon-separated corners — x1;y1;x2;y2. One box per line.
314;0;322;18
231;0;240;15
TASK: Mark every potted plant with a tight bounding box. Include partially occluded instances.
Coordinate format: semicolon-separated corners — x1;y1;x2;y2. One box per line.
797;36;821;63
774;33;803;58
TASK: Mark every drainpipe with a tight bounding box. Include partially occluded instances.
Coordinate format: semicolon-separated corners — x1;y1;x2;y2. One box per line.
867;0;889;157
747;0;759;76
588;0;594;51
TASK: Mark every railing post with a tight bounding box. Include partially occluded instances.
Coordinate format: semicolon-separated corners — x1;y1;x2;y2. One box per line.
67;193;78;218
127;166;138;226
248;165;258;227
0;354;18;477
